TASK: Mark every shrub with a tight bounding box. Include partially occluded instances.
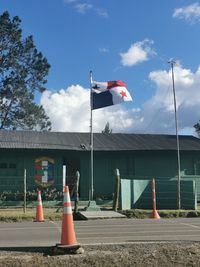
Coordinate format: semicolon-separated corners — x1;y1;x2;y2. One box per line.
0;188;63;201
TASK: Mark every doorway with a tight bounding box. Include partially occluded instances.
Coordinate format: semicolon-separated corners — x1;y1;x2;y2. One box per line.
63;156;80;196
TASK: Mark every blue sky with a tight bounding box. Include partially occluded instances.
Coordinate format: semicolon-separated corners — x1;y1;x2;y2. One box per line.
1;0;200;134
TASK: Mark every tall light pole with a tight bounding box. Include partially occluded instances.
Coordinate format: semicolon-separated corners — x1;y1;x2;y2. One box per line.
90;70;94;201
168;60;181;210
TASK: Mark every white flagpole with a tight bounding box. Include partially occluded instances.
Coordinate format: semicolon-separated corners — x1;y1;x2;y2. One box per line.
89;70;94;201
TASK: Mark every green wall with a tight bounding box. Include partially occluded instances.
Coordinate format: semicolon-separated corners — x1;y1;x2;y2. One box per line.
0;149;63;191
90;150;200;196
0;148;200;203
121;179;197;210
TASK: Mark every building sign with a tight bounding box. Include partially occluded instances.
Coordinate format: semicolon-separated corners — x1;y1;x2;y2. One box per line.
35;157;54;188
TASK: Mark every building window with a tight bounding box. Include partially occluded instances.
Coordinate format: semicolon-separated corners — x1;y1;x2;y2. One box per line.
9;163;16;169
0;163;7;169
0;163;17;169
194;161;200;175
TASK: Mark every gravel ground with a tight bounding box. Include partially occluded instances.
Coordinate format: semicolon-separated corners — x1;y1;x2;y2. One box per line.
0;242;200;267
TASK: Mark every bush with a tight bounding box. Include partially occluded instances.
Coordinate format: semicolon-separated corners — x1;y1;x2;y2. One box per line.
0;188;63;201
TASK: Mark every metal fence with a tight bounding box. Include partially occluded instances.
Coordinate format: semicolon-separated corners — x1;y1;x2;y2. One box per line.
0;169;80;208
0;169;199;210
120;178;197;210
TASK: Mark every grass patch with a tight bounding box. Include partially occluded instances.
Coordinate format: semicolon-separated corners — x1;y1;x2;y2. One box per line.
121;209;200;219
1;208;200;222
0;208;62;222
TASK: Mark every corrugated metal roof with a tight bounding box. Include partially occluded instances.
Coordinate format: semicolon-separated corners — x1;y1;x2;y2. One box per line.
0;130;200;151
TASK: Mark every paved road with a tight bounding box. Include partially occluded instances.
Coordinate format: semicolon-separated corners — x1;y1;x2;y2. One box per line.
0;218;200;247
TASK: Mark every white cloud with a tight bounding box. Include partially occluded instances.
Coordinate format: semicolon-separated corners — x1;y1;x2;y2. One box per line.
120;39;156;67
74;3;93;14
64;0;108;17
63;0;77;3
99;47;109;53
41;65;200;136
173;2;200;23
95;8;108;18
41;85;90;132
140;64;200;135
40;85;135;132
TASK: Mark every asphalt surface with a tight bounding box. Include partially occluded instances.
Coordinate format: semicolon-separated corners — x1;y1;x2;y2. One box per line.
0;218;200;248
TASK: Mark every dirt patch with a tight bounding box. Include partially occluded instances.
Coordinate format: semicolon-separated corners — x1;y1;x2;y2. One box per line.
0;242;200;267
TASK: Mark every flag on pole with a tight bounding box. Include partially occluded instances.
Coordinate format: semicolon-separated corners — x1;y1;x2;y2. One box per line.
91;80;133;110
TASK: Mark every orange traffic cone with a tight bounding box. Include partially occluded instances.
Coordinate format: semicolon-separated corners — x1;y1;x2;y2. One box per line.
151;209;160;219
151;178;160;219
55;185;83;254
35;190;44;222
60;185;78;246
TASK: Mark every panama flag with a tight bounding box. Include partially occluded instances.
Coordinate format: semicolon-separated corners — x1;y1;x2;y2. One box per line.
92;80;133;110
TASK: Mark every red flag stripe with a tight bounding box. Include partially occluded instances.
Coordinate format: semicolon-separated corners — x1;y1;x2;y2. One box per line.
107;80;126;89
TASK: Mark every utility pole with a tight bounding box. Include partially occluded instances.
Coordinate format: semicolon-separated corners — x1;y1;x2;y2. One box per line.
168;60;181;210
90;70;94;201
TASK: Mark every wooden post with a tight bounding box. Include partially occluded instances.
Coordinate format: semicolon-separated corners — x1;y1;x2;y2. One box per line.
113;169;120;211
23;168;27;214
74;171;80;214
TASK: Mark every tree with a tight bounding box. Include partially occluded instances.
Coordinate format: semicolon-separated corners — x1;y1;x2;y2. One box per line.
194;122;200;138
0;11;51;130
102;122;112;134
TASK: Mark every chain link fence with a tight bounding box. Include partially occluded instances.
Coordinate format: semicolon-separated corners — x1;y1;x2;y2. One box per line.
0;170;80;208
0;168;199;210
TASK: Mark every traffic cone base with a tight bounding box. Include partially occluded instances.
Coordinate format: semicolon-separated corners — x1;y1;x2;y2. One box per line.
151;209;160;219
54;243;83;255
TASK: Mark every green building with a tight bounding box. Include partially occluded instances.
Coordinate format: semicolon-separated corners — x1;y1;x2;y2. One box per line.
0;130;200;203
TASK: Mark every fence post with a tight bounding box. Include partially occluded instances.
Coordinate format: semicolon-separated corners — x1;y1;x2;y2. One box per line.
74;171;80;214
23;168;27;214
63;165;66;191
151;177;160;219
113;169;120;211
